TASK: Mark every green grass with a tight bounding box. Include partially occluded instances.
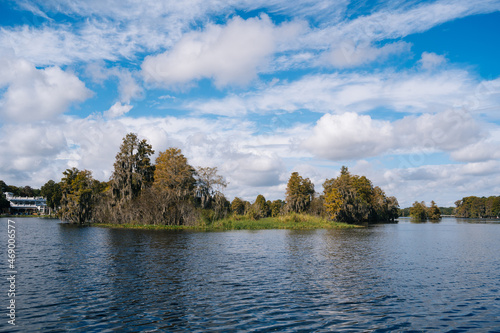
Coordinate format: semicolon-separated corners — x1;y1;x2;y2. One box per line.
93;213;360;231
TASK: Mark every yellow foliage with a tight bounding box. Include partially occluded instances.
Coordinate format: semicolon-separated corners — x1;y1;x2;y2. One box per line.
324;188;343;220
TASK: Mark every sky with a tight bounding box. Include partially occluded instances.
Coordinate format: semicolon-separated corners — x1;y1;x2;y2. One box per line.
1;0;500;207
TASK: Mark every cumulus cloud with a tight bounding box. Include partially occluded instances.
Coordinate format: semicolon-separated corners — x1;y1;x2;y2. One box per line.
302;110;484;161
141;15;302;87
302;112;393;160
450;140;500;162
419;52;447;70
227;154;285;187
0;57;91;121
104;102;133;119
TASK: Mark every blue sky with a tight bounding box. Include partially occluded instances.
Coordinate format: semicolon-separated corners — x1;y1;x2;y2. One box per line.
1;0;500;207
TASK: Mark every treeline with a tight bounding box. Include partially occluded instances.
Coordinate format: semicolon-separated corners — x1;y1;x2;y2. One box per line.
399;196;500;220
400;206;454;217
455;196;500;218
50;133;399;225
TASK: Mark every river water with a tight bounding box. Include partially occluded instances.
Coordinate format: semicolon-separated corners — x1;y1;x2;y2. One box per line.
0;217;499;332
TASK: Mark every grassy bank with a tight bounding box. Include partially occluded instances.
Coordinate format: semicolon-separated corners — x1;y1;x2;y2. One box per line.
93;213;360;231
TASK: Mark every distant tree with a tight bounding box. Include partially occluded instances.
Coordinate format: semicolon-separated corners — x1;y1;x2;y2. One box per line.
439;207;455;216
270;199;284;217
323;166;398;223
142;147;199;226
285;172;315;213
41;180;62;211
308;196;325;216
212;193;230;221
231;197;245;215
427;201;441;220
195;166;227;209
110;133;155;203
0;190;9;212
154;148;196;195
59;168;105;224
455;196;500;218
20;186;35;197
410;201;427;220
252;194;270;218
324;188;344;221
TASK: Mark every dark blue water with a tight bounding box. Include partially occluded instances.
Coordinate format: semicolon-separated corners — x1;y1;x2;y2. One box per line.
1;217;499;332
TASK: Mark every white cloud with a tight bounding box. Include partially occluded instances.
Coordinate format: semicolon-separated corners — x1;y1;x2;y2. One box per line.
104;102;133;119
328;41;410;68
302;109;484;161
0;57;91;121
187;69;491;116
315;0;500;47
419;52;447;70
302;112;393;160
227;154;285;187
142;15;303;87
450;140;500;162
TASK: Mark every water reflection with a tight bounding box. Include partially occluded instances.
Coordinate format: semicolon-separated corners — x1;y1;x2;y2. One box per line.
1;218;499;332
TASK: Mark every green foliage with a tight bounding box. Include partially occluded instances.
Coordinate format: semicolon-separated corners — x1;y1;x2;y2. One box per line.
41;180;62;210
439;207;455;215
323;166;399;224
251;194;270;219
285;172;315;213
428;201;441;220
0;191;9;211
409;201;428;220
231;197;245;215
270;199;285;217
408;200;441;221
455;196;500;218
59;168;104;224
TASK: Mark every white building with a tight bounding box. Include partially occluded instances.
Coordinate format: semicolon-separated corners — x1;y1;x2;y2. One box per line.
5;192;48;215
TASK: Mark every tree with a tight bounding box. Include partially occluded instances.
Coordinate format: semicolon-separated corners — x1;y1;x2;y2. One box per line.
252;194;270;219
20;186;35;197
231;197;245;215
149;147;198;226
323;166;398;223
195;166;227;209
410;201;427;220
59;168;104;224
41;180;62;211
324;188;343;221
270;199;285;217
154;148;196;194
323;167;369;223
110;133;155;203
285;172;315;213
0;190;9;213
427;201;441;220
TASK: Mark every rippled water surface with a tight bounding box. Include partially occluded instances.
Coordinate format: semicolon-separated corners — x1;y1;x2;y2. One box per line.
1;217;500;332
